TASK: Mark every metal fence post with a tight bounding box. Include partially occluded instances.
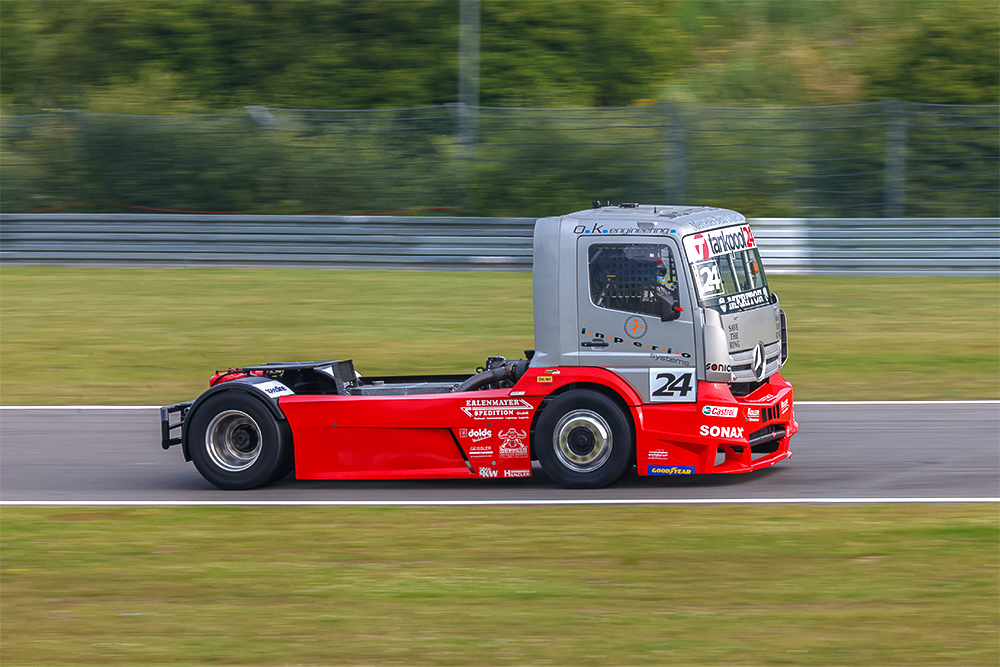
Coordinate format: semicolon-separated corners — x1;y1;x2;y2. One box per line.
458;0;480;212
883;99;907;218
664;104;687;205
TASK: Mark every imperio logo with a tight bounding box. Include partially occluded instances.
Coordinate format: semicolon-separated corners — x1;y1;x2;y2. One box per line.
647;465;695;475
580;327;691;358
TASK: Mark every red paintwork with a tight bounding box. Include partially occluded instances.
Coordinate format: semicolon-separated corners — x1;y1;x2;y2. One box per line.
635;373;796;475
210;369;263;386
268;366;795;481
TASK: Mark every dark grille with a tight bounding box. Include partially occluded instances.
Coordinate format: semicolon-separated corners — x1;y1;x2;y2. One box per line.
762;404;780;423
748;425;786;448
730;379;767;397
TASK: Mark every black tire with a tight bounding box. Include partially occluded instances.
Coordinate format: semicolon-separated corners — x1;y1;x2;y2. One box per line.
534;390;632;489
187;391;293;490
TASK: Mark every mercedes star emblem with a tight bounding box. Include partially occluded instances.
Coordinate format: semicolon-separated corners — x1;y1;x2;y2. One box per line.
751;342;766;381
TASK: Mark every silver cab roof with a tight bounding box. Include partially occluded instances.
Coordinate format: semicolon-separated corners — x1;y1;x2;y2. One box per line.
558;204;747;240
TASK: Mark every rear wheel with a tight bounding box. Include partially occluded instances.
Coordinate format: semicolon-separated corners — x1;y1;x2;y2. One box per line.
188;392;293;490
535;390;632;488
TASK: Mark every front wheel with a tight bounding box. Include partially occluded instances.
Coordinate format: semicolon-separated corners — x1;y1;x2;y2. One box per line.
535;390;633;489
188;391;293;490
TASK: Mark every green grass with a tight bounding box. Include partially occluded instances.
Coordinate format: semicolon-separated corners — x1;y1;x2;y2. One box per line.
1;505;996;666
0;267;997;404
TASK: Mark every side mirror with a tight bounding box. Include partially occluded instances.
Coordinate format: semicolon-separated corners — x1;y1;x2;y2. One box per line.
658;294;682;322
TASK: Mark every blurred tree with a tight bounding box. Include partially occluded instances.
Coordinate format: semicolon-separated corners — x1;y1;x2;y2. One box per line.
865;4;1000;105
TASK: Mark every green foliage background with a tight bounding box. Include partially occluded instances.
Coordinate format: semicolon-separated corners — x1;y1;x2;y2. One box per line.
1;1;997;217
3;0;997;112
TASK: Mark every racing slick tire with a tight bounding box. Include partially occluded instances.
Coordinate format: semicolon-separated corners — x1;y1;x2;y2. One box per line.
188;391;293;490
535;390;632;489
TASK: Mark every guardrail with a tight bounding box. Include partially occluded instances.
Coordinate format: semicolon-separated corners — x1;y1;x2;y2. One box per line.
1;214;997;275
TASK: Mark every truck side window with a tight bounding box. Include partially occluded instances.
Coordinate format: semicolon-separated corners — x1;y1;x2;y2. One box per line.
588;244;680;318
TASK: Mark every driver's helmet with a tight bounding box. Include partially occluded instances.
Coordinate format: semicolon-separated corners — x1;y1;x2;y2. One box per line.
654;253;670;289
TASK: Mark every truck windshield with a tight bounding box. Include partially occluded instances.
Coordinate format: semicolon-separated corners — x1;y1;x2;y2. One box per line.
683;224;770;313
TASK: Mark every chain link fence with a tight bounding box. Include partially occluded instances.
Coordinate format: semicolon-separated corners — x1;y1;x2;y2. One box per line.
1;102;997;218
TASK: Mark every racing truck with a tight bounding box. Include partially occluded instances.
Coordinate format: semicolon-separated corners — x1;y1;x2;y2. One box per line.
161;204;797;489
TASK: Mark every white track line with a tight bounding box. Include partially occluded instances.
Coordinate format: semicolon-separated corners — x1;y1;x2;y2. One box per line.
2;400;999;409
0;405;160;410
2;498;997;507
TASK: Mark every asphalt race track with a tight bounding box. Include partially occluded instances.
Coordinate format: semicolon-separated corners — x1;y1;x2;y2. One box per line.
1;403;997;503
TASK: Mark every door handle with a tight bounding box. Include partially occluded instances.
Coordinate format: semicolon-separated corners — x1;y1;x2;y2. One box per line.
581;339;609;348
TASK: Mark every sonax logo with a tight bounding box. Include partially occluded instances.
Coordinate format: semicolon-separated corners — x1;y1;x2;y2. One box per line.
699;425;745;439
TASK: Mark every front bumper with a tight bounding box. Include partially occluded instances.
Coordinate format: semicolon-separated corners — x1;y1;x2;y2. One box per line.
637;372;797;475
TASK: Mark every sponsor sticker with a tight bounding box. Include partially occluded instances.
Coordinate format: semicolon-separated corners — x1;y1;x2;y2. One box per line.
504;469;531;478
460;427;492;442
652;353;691;366
498;428;529;458
462;398;533;420
684;224;757;261
254;380;294;397
581;328;691;358
648;465;695;476
780;399;789;415
647;449;670;461
702;405;738;418
478;467;498;478
572;223;679;236
537;376;553;383
468;445;493;458
746;408;760;422
699;425;745;439
723;287;770;312
728;323;741;347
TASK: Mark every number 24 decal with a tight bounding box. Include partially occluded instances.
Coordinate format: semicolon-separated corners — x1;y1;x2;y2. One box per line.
649;368;697;403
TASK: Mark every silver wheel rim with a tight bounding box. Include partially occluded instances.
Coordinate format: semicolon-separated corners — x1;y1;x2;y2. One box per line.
206;410;262;472
553;409;613;473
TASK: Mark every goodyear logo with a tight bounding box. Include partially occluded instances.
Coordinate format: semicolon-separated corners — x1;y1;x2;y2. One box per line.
648;465;695;476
